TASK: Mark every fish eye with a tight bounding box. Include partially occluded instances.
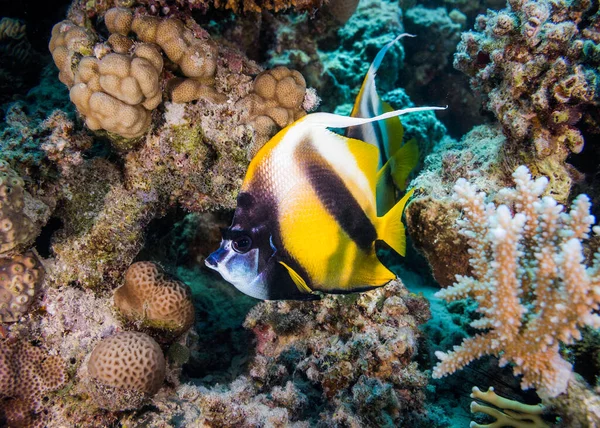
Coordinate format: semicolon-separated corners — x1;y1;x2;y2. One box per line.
232;236;252;254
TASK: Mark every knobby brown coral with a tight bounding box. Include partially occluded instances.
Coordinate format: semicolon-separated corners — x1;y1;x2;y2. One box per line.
114;261;195;338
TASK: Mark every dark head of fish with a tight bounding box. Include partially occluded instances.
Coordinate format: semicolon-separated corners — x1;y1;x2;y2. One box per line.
205;191;316;300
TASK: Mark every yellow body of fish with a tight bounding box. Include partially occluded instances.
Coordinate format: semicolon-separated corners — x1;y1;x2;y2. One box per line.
242;121;412;294
205;34;443;300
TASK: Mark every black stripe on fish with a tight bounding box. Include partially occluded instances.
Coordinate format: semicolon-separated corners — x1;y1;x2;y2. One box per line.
231;169;314;299
296;140;378;252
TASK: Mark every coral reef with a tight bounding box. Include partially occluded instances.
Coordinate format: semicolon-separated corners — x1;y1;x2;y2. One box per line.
114;261;195;338
406;125;507;286
50;6;310;142
0;340;67;427
454;0;600;201
266;0;404;113
86;331;166;411
129;280;433;426
433;165;600;398
0;252;44;323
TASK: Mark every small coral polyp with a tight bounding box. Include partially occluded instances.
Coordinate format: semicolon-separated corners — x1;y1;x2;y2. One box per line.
0;252;44;322
86;331;166;411
114;261;195;338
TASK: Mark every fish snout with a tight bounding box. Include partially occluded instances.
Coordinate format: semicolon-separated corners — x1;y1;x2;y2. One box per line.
205;252;219;270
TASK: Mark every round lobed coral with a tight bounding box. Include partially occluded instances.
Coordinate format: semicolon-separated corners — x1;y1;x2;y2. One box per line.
87;331;166;411
48;7;230;139
0;252;44;323
238;66;307;150
0;340;67;427
68;45;164;139
0;161;37;255
114;261;195;338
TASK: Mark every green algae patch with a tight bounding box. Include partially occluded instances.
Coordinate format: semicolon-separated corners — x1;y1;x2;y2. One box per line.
169;124;209;165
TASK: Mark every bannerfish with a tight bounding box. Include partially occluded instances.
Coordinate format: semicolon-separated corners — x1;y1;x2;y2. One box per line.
206;36;445;300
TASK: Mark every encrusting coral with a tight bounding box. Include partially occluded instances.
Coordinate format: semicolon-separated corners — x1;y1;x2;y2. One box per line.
86;331;166;411
0;252;44;323
0;340;67;427
0;160;37;255
114;261;195;338
433;165;600;398
454;0;600;201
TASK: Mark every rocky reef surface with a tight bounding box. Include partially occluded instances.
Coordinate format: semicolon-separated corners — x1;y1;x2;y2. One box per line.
1;0;600;426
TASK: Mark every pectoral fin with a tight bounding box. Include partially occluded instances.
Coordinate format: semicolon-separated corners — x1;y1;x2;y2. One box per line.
279;261;314;295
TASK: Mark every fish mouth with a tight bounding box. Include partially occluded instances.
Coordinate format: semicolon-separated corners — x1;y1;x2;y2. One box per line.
205;253;219;270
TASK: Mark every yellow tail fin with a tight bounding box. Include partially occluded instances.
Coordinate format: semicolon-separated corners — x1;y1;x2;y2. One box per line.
378;188;414;256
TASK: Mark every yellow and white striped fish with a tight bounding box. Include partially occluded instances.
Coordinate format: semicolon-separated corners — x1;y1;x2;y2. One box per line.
205;37;444;300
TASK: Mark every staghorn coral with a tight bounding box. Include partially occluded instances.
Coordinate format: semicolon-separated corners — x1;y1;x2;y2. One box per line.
454;0;600;201
114;261;195;338
0;161;37;255
86;331;166;411
0;252;44;323
432;165;600;398
0;340;67;427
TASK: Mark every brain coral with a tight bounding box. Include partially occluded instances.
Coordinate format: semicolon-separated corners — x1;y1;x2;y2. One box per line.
87;331;166;411
0;340;66;427
0;160;37;255
0;252;44;323
114;262;195;338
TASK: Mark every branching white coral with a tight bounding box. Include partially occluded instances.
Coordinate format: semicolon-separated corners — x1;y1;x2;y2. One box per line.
432;165;600;398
